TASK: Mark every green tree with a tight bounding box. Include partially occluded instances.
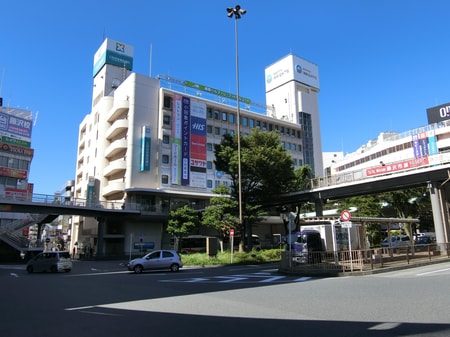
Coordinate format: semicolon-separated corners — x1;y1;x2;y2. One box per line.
201;185;239;243
167;205;200;248
214;129;299;249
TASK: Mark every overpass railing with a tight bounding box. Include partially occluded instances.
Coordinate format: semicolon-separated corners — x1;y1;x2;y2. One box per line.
311;152;450;189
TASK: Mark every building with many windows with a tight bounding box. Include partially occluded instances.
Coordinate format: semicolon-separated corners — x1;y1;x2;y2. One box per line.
72;38;323;257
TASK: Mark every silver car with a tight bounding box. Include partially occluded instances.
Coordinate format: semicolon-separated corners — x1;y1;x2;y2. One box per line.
127;250;183;273
26;251;72;273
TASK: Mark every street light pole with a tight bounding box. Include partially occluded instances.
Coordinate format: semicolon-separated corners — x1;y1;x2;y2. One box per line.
226;4;246;236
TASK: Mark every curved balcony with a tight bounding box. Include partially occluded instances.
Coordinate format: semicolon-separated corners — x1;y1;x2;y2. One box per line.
107;100;129;122
106;119;128;140
105;139;128;159
102;180;125;197
103;159;126;177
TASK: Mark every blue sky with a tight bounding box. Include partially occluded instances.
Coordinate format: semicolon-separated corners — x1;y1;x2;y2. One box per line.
2;0;450;196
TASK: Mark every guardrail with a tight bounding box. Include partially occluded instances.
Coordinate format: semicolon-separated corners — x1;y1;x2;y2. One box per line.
280;243;450;275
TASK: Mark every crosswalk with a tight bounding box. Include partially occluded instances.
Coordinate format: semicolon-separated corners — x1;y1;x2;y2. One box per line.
161;272;312;284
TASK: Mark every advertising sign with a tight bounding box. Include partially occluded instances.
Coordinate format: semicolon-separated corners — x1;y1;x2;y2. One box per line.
426;102;450;124
0;112;32;140
265;54;320;92
140;126;151;171
93;38;134;77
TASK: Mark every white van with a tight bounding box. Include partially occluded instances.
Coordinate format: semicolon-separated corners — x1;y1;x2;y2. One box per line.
26;251;72;273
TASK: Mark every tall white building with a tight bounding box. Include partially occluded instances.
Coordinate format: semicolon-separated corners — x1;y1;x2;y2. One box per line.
73;39;323;257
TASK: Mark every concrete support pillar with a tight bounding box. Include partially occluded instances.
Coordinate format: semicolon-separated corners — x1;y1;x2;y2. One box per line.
429;182;447;249
96;217;106;258
314;197;323;217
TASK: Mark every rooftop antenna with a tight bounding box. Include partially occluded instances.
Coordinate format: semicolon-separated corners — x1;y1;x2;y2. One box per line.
0;68;5;96
33;111;39;127
149;43;153;78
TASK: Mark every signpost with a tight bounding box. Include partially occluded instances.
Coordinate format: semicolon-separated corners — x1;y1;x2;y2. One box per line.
341;210;354;272
230;229;234;264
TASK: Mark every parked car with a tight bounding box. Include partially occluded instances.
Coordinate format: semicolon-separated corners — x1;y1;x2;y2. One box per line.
127;250;183;274
26;251;72;273
381;235;411;248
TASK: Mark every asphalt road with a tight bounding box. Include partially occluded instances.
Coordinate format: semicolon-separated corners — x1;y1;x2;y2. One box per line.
1;259;450;337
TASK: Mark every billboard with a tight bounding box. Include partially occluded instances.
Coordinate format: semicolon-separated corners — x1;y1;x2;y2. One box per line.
0;111;32;140
265;54;320;92
426;102;450;124
171;96;206;188
93;38;134;77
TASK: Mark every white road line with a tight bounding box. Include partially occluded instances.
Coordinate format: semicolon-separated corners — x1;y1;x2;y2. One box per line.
416;267;450;276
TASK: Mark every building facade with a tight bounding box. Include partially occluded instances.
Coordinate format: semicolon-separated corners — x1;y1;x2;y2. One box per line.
72;39;323;257
0;104;35;260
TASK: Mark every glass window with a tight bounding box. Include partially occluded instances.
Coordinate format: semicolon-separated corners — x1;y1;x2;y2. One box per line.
163;115;171;125
214;110;220;120
207;143;213;151
229;113;235;123
162;135;170;144
243;117;248;127
163;96;172;109
207;108;213;119
249;119;255;128
207;161;213;169
214;127;220;135
207;125;212;133
222;128;228;135
161;175;169;184
207;180;213;188
162;154;169;164
222;112;227;121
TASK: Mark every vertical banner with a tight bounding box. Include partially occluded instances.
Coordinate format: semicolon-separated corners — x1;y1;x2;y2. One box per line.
181;97;191;185
412;134;420;159
172;95;182;184
418;132;429;157
428;130;438;155
190;100;207;188
140;125;151;171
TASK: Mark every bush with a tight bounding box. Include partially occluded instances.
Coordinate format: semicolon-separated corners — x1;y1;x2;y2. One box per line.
180;249;283;266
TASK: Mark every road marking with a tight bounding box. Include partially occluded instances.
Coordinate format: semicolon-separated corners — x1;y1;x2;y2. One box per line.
416;267;450;276
215;276;247;283
293;276;312;282
368;322;401;330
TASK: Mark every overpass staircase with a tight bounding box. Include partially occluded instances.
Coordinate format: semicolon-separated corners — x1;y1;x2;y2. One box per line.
0;213;58;252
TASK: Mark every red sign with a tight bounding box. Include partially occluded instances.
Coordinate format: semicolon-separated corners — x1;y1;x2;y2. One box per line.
230;229;234;237
341;210;351;222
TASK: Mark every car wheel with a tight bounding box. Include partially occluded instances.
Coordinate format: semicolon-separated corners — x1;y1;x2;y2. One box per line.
134;265;144;274
50;265;58;273
170;264;179;272
26;265;33;273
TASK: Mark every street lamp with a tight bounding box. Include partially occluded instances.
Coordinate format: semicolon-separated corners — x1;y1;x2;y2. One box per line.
226;5;246;234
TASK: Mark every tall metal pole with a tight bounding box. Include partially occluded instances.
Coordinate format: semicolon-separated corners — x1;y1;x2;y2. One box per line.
227;5;246;233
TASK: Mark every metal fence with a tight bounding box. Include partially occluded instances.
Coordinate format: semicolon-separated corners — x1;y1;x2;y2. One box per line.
280;243;450;275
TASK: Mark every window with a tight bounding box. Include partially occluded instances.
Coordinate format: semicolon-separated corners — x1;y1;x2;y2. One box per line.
222;128;228;135
207;161;213;169
207;143;213;151
207;180;213;188
161;175;169;184
163;115;171;126
214;110;220;120
162;154;169;164
243;117;248;127
229;113;235;123
162;135;170;144
207;108;213;119
222;112;227;121
163;96;173;109
249;119;255;128
207;125;212;133
214;127;220;135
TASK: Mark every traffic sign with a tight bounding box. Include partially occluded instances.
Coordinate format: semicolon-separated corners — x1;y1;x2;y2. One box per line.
341;221;352;228
230;229;234;237
341;210;351;222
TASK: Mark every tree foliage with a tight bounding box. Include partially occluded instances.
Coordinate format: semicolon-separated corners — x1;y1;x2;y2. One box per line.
166;205;200;239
